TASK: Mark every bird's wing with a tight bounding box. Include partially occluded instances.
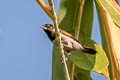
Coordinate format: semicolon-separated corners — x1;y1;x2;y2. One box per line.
59;29;81;44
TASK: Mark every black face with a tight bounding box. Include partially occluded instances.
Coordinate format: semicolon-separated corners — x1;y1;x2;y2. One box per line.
41;24;56;41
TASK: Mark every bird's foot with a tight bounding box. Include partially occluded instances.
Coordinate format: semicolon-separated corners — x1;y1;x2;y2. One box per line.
60;55;68;63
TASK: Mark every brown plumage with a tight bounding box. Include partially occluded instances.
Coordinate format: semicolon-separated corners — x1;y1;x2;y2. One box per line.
41;24;97;54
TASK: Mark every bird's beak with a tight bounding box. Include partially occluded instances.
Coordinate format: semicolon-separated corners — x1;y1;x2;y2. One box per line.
41;26;47;30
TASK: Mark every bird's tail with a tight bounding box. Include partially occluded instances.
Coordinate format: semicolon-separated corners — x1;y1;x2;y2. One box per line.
82;46;97;54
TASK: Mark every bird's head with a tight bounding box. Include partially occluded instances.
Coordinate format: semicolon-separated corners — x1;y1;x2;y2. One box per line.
41;24;55;32
41;24;56;41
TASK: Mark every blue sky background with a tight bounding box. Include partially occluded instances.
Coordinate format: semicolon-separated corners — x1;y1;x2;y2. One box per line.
1;0;119;80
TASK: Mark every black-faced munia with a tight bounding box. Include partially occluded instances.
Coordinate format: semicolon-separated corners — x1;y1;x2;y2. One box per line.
41;24;97;54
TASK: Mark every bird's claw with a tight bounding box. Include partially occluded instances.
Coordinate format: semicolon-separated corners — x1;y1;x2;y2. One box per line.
60;56;68;63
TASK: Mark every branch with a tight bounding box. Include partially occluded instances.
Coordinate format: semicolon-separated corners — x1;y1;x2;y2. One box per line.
48;0;70;80
36;0;55;21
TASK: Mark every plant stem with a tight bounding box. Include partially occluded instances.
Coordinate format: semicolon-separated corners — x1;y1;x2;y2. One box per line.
36;0;55;21
48;0;70;80
70;0;85;80
70;64;75;80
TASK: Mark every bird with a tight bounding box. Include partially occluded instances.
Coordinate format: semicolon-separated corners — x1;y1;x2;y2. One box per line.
41;24;97;55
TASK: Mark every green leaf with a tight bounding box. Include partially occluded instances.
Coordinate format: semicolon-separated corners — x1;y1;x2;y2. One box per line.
95;2;113;79
96;0;120;27
68;39;109;74
52;46;66;80
95;0;120;79
57;0;80;31
79;0;93;38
